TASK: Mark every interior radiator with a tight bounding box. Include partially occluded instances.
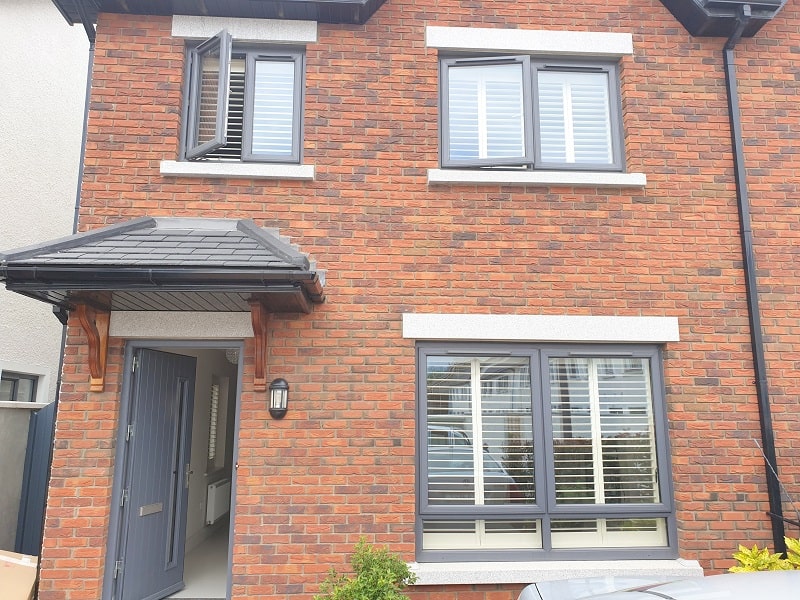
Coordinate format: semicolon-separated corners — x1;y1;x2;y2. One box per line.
206;479;231;525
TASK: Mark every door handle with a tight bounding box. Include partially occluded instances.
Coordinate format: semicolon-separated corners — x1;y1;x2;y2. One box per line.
185;464;193;489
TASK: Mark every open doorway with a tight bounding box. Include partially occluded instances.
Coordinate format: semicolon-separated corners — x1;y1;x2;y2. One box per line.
107;343;240;600
166;345;239;600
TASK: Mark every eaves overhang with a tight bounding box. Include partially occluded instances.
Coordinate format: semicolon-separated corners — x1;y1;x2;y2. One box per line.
51;0;387;26
658;0;787;37
0;217;325;314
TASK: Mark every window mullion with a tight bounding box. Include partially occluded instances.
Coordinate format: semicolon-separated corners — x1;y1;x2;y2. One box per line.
588;359;605;505
562;81;576;163
477;81;488;159
471;358;486;505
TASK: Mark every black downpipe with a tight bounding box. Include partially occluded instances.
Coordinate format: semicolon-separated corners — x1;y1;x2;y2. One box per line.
722;5;786;554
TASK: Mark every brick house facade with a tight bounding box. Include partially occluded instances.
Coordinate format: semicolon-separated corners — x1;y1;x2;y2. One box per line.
2;0;799;599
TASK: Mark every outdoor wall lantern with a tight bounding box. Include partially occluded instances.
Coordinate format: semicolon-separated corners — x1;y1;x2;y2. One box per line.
269;378;289;419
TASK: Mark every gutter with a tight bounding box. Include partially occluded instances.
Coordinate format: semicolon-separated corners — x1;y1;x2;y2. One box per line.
722;4;786;553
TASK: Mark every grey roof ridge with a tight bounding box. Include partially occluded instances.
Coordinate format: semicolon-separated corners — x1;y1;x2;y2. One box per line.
0;216;157;263
236;220;311;270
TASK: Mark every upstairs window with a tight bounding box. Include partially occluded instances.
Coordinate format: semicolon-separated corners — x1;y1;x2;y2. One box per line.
440;57;622;171
183;30;304;163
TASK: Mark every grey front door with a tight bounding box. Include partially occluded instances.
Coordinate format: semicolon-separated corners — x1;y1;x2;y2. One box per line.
115;349;196;600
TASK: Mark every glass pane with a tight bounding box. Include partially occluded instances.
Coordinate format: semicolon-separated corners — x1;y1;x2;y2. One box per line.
550;357;658;505
447;63;525;162
0;379;13;402
426;356;534;506
538;71;612;164
250;60;296;156
423;519;541;550
551;518;667;548
197;51;222;146
16;378;35;402
550;358;595;503
203;59;244;160
598;359;659;504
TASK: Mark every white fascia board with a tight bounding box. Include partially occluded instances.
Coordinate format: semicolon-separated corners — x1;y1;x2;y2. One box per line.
160;160;315;180
428;169;646;188
425;26;633;58
402;314;680;343
172;15;317;43
110;312;253;339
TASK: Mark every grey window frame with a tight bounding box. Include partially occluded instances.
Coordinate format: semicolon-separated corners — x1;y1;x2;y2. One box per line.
241;49;305;164
439;56;624;171
0;371;39;403
415;342;677;562
439;55;535;169
184;29;232;160
182;32;305;164
532;61;624;172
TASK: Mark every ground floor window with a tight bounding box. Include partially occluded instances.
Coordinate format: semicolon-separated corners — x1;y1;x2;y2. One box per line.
0;371;39;402
416;343;675;561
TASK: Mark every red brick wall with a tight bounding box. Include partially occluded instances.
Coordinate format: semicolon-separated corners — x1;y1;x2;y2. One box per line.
38;0;800;598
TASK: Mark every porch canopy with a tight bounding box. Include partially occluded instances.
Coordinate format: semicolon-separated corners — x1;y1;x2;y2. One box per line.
0;216;325;315
0;217;325;392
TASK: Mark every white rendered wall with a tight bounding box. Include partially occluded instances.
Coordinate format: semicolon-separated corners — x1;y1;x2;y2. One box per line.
0;0;89;405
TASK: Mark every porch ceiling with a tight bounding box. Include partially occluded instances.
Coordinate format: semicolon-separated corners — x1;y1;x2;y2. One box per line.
0;217;325;314
51;0;388;26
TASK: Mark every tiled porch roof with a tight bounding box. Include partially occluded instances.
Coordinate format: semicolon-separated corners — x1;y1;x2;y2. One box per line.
0;217;325;313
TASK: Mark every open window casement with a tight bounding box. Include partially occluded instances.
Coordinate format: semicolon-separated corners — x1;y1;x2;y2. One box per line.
441;55;534;169
185;29;232;160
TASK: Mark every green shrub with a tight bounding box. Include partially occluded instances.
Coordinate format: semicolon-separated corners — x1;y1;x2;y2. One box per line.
315;539;417;600
730;536;800;572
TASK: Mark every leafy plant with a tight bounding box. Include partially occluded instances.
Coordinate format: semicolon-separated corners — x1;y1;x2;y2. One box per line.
315;539;417;600
730;537;800;572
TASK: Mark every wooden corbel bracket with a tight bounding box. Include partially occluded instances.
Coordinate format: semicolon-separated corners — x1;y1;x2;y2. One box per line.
75;302;111;392
249;300;269;392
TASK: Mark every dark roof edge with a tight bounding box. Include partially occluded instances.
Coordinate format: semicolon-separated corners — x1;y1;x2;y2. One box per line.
51;0;386;26
0;217;156;263
237;220;310;270
3;265;325;302
658;0;787;38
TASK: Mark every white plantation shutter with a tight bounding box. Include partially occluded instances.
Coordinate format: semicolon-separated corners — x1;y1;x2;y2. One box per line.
248;60;297;158
445;61;528;165
549;357;659;506
425;356;534;507
207;383;220;462
537;70;614;165
201;59;245;161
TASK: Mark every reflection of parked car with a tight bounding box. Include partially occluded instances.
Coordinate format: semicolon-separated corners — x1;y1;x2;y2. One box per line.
518;571;800;600
428;424;472;447
427;425;520;505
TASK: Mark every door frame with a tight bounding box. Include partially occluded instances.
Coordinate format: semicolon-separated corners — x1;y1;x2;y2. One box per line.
103;340;244;600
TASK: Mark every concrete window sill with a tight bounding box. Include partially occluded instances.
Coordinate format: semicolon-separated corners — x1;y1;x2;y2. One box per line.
428;168;646;188
410;558;703;586
160;161;315;180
